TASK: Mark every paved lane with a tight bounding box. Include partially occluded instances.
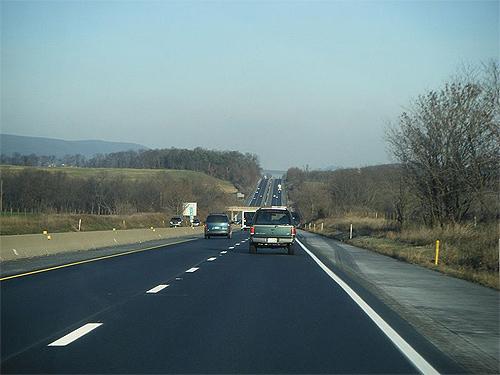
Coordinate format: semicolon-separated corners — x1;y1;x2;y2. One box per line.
249;178;269;207
248;175;283;208
0;229;449;373
1;236;225;362
271;178;283;206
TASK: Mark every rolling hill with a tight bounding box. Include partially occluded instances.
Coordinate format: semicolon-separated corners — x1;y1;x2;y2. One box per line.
0;134;148;158
0;165;238;194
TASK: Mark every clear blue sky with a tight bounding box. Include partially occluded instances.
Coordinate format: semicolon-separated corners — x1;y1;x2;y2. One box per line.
1;1;498;170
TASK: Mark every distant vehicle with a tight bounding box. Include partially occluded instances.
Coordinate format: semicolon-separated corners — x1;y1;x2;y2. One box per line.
241;211;255;231
204;213;232;239
169;216;183;227
191;217;201;226
277;184;282;191
291;212;301;226
249;207;296;255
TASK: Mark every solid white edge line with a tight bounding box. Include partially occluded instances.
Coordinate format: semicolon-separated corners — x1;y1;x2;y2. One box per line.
186;267;199;273
207;257;217;261
296;239;439;375
146;284;169;293
48;323;103;346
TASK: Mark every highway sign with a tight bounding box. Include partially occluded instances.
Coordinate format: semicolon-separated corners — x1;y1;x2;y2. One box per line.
182;202;197;217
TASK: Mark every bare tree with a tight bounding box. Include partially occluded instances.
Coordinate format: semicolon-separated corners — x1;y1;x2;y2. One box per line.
387;62;499;226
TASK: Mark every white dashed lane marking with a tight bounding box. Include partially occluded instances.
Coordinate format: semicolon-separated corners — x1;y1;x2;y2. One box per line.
146;284;169;294
220;251;227;254
207;257;217;262
186;267;199;273
228;246;234;250
48;323;103;347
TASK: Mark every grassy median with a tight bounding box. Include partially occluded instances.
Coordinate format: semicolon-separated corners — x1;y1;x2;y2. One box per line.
307;215;499;290
0;212;176;235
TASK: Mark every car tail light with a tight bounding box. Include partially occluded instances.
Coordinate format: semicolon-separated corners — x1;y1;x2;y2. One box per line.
250;226;255;235
291;226;296;236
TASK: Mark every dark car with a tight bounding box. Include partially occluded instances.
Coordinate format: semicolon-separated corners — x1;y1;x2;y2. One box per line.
169;216;183;227
192;217;201;226
204;213;232;239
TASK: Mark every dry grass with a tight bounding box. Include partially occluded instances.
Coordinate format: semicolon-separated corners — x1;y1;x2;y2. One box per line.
315;215;397;235
308;215;499;290
0;165;238;194
0;213;173;235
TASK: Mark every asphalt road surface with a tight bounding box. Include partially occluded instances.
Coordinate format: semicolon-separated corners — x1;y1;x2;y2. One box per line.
1;179;460;373
248;178;269;207
270;178;283;206
248;176;282;208
1;228;461;374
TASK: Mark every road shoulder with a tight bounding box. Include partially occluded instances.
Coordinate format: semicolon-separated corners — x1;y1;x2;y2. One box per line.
298;230;499;374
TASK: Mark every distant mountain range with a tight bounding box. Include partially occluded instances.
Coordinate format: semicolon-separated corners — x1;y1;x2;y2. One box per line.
0;134;148;158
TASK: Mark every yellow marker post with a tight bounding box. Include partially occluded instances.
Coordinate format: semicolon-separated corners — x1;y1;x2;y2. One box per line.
47;235;52;240
434;240;440;265
43;230;48;235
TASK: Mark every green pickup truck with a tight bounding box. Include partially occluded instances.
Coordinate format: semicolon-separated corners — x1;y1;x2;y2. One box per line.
249;207;296;255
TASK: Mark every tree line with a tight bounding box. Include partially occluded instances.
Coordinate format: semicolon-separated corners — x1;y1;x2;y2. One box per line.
1;169;236;217
0;147;261;193
287;62;499;227
286;165;403;222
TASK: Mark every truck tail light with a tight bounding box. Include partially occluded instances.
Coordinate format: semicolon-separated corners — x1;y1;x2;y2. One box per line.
291;226;296;236
250;226;255;235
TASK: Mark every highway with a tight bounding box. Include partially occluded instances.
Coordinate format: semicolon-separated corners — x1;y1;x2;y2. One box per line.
270;178;283;206
248;177;270;207
248;176;283;208
0;178;460;374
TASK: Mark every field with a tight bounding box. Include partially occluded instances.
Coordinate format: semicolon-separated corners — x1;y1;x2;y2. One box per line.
307;215;499;290
0;165;240;235
0;165;237;194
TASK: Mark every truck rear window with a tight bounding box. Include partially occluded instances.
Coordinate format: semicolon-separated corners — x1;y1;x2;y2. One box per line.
254;210;291;225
